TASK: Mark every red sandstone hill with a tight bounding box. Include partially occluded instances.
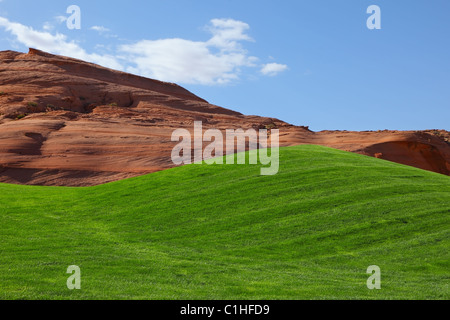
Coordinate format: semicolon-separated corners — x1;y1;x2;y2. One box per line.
0;49;449;186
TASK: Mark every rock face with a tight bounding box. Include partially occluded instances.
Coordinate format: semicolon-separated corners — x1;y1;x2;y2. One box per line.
0;49;449;186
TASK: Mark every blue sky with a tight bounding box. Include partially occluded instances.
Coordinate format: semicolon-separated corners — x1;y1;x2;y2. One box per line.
0;0;449;131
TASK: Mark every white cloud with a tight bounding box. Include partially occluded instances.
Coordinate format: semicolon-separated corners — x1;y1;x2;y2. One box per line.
91;25;110;33
42;21;53;31
120;38;256;85
42;15;68;32
207;19;253;50
120;18;259;85
0;16;122;70
55;15;67;23
261;63;288;76
0;16;288;85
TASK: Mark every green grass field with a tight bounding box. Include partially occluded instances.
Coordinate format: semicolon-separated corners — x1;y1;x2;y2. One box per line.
0;145;449;300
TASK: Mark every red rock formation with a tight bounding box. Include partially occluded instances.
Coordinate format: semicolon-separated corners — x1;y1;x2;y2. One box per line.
0;49;448;186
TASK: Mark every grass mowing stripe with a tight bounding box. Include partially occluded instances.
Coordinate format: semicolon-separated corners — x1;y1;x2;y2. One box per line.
0;145;449;299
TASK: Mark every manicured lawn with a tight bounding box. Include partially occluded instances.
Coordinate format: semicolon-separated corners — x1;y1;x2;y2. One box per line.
0;145;449;299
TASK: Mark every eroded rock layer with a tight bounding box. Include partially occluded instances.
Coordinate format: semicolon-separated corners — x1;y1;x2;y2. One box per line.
0;49;448;186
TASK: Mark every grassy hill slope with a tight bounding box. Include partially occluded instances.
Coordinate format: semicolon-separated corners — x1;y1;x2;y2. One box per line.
0;145;449;299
